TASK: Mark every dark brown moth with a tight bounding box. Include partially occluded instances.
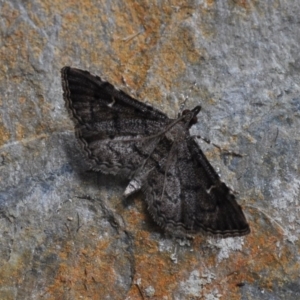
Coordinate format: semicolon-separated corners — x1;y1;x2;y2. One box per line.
61;67;250;238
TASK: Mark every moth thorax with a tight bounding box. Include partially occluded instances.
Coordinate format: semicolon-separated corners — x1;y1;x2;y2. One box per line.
166;124;186;142
182;109;198;127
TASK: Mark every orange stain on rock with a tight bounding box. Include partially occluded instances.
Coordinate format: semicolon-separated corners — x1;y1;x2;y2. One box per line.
46;236;122;299
106;1;206;107
125;212;298;299
15;123;25;141
0;124;10;146
233;0;250;10
18;96;26;105
215;222;299;298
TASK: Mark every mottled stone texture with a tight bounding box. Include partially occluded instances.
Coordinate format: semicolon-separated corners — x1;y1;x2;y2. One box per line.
0;0;299;299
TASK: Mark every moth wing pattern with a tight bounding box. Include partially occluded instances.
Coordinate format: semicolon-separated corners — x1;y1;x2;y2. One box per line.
62;67;170;178
61;66;250;238
144;138;250;237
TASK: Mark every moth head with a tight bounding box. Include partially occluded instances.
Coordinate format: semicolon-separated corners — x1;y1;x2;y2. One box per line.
181;105;201;127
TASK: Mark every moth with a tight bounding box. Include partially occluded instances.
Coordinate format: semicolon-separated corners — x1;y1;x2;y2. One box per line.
61;67;250;238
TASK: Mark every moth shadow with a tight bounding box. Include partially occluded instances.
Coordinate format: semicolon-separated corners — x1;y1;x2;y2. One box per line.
122;191;165;236
63;136;163;234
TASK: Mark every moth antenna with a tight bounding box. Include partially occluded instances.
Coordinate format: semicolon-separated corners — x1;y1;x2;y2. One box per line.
159;141;177;206
195;135;244;157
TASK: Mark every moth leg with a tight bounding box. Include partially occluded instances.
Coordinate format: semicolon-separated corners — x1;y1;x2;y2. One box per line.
122;130;180;198
194;135;244;157
159;141;178;205
123;137;162;197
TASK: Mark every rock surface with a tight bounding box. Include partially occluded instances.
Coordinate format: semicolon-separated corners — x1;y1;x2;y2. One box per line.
0;0;299;299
